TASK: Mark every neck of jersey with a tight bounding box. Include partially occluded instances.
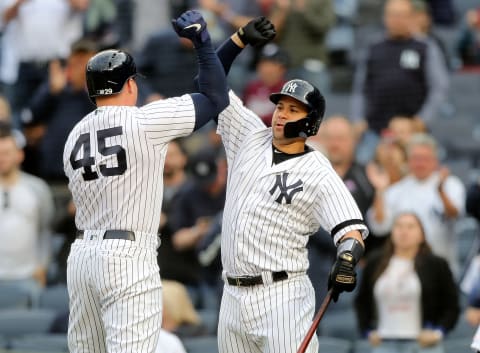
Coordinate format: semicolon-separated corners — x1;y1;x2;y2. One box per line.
271;144;311;165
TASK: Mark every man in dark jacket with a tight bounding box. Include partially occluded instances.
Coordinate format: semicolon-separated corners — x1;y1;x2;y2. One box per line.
350;0;448;163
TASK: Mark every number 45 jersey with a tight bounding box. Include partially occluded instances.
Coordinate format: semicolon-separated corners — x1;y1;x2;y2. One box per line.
63;95;195;234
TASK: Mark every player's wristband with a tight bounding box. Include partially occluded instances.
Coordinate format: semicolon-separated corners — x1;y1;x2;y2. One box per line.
337;238;364;265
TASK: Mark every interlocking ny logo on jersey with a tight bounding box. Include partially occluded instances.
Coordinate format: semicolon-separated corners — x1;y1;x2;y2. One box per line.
269;172;303;204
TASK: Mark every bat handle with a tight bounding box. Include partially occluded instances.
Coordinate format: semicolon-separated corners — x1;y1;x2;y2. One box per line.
296;289;333;353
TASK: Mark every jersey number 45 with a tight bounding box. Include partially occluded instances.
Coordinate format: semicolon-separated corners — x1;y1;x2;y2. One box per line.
69;126;127;181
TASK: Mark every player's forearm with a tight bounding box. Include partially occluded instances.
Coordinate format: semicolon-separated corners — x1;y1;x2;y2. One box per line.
216;35;245;76
193;39;229;130
339;230;365;249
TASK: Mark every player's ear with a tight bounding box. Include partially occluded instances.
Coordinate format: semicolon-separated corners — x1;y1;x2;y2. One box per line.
125;77;136;95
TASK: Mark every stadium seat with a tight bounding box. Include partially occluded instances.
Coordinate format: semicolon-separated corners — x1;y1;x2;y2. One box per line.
0;335;6;349
0;283;31;309
0;309;56;337
319;309;359;341
317;336;352;353
182;336;218;353
9;333;68;353
197;309;218;335
353;339;372;353
38;285;69;313
444;337;476;353
447;318;477;340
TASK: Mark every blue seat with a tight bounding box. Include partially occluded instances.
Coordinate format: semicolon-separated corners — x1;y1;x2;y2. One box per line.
0;335;7;349
9;333;68;353
39;285;69;313
0;283;31;309
317;336;352;353
353;339;372;353
447;318;477;340
444;337;476;353
0;309;56;337
197;309;218;335
319;309;359;340
182;336;218;353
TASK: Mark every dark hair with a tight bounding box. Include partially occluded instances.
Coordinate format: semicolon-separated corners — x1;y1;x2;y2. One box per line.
372;212;432;282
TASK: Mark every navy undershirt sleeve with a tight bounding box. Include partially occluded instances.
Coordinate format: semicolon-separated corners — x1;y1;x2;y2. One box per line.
191;39;229;131
193;38;244;124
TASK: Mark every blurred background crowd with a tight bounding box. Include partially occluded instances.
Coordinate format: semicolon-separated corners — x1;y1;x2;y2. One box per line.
0;0;480;352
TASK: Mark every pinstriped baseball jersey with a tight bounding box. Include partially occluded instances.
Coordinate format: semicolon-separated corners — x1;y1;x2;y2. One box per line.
64;95;196;353
63;95;195;234
217;91;368;276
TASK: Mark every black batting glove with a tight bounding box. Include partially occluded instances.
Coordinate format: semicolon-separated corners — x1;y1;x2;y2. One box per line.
328;252;357;302
237;16;276;47
171;10;210;47
328;237;364;302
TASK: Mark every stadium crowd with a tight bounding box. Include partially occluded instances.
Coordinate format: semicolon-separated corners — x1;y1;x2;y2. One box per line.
0;0;480;352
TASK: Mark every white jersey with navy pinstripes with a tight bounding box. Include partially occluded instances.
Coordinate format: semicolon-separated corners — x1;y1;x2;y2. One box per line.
63;95;195;235
217;90;368;276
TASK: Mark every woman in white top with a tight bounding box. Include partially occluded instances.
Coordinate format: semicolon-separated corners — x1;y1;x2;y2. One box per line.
355;212;459;353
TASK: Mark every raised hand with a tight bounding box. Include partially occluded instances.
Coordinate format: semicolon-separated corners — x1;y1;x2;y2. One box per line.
237;16;276;47
171;10;210;47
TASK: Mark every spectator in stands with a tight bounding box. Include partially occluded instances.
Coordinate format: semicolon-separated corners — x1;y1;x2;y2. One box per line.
466;280;480;353
0;0;88;128
242;43;289;126
27;38;97;183
387;116;417;148
197;0;267;91
350;0;448;164
424;0;456;26
162;280;209;338
269;0;335;92
0;124;54;305
319;116;374;216
137;29;198;98
158;140;190;285
365;136;408;253
410;0;451;70
355;212;459;353
367;133;465;276
466;178;480;224
456;7;480;68
368;135;408;185
162;148;226;306
0;95;11;123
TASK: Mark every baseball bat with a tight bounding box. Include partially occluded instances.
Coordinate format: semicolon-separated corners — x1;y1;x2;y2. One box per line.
296;289;333;353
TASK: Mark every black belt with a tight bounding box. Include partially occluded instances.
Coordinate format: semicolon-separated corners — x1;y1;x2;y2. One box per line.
76;230;136;241
226;271;288;287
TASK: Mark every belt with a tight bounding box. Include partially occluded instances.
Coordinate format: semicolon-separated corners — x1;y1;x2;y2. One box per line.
76;230;136;241
226;271;288;287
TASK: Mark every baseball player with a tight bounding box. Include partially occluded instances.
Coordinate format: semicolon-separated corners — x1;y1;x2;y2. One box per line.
210;18;369;353
63;11;229;353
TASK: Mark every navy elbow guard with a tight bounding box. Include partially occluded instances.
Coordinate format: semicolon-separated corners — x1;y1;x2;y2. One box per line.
336;237;364;265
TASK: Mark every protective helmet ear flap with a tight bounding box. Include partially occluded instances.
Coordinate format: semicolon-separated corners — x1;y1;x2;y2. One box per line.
271;79;325;138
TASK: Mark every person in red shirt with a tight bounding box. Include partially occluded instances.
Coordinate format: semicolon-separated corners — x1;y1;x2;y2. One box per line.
242;43;288;126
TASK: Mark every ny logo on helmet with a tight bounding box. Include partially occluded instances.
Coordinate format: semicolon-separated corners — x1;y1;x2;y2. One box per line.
284;82;298;94
269;172;303;204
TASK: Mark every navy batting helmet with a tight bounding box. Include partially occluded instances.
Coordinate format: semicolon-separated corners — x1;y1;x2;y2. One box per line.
86;49;137;99
270;79;325;138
